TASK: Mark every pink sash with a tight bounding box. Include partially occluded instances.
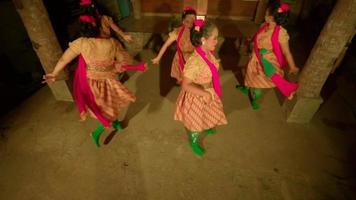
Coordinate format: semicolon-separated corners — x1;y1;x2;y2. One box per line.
253;23;286;68
73;55;111;127
195;47;222;97
123;63;146;71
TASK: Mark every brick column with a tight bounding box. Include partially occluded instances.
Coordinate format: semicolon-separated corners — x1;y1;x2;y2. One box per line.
284;0;356;123
12;0;72;101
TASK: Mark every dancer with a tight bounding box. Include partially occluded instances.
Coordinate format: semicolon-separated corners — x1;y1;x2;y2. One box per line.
80;0;134;81
151;6;196;84
238;1;299;110
80;0;133;42
175;20;227;156
43;12;145;147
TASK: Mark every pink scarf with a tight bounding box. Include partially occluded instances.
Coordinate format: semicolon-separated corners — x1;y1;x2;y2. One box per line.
253;23;286;68
195;47;222;97
123;63;146;71
73;55;111;127
176;26;186;71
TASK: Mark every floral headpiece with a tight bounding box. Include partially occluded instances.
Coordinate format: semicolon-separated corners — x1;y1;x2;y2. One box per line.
278;3;290;13
184;6;196;12
194;19;205;32
80;0;92;5
79;15;96;24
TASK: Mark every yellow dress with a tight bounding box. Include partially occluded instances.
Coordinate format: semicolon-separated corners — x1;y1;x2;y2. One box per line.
69;37;136;121
169;26;195;82
175;51;227;132
244;27;289;88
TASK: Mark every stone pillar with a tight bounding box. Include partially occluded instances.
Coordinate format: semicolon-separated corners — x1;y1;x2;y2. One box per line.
12;0;72;101
254;0;268;24
284;0;356;123
131;0;141;19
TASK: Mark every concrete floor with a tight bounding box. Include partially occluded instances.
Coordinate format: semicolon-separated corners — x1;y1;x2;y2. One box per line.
1;47;356;199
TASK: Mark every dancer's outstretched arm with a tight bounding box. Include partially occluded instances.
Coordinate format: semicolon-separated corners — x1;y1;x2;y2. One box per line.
42;49;79;84
151;35;176;64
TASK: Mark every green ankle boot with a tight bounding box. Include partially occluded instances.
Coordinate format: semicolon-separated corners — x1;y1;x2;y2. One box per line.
91;124;105;147
205;128;216;135
236;85;249;95
251;99;260;110
112;120;122;130
251;89;262;110
189;132;205;156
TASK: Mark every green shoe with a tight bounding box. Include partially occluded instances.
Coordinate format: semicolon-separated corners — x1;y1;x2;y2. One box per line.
189;132;205;156
112;120;122;130
251;99;260;110
236;85;249;95
205;128;216;135
250;88;262;110
91;124;105;147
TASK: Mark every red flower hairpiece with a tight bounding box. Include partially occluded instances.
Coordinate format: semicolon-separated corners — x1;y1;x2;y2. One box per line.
194;19;205;32
79;15;96;24
277;3;290;13
184;6;196;12
80;0;93;6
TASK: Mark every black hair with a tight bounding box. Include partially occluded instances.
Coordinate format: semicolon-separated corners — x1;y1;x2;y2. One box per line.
79;3;100;37
190;21;217;47
182;9;197;20
79;20;100;37
79;1;100;37
267;0;290;26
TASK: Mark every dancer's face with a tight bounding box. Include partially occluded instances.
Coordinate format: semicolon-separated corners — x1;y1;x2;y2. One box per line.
183;14;196;28
201;27;219;51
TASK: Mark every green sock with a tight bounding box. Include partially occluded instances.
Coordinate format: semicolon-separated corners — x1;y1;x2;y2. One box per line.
205;128;216;135
112;120;122;130
236;85;249;95
189;132;205;156
91;123;105;147
250;88;262;110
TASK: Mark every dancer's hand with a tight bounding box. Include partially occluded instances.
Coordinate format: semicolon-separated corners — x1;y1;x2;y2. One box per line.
123;34;133;43
151;57;160;64
42;73;56;84
143;63;149;72
289;67;299;75
114;64;125;73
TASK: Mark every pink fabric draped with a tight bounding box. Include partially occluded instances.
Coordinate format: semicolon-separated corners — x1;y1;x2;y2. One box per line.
271;74;298;97
73;55;111;127
252;23;297;97
253;23;286;68
195;47;222;97
123;63;146;71
176;26;186;71
271;25;286;68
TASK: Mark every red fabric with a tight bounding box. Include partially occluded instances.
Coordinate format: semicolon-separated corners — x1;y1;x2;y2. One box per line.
195;47;222;97
253;23;286;69
73;55;111;127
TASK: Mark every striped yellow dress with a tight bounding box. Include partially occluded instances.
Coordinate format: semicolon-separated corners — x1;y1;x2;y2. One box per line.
169;25;195;82
174;51;227;132
69;37;135;121
245;27;289;88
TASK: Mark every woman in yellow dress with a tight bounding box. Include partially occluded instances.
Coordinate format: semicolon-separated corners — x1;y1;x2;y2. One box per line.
151;7;197;84
43;12;141;147
175;20;227;156
239;1;299;109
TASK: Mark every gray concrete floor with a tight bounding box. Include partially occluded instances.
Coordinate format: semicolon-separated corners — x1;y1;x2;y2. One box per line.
0;48;356;200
